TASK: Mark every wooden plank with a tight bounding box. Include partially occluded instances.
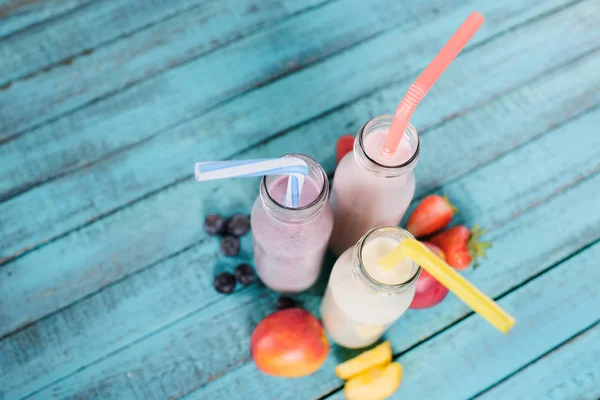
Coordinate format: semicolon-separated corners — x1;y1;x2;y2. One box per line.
0;0;320;86
0;0;93;39
0;0;332;139
1;0;596;261
31;172;600;400
475;322;600;400
1;22;599;338
2;95;600;399
0;0;587;197
323;244;600;400
0;0;468;182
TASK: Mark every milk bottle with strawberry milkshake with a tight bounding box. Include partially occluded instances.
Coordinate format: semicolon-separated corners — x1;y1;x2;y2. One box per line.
321;226;420;348
329;116;419;255
251;155;334;293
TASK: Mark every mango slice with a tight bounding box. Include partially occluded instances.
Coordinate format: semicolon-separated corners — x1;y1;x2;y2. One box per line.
344;362;403;400
335;341;392;380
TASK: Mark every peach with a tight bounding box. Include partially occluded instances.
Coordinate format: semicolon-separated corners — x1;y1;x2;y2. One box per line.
250;308;329;377
410;242;449;309
335;341;392;380
344;362;403;400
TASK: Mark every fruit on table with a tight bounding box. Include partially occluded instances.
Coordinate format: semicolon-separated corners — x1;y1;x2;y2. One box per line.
406;194;457;238
335;341;392;380
213;272;236;294
430;225;491;269
422;241;445;260
204;214;227;236
410;242;449;309
220;236;240;256
344;362;403;400
336;135;355;164
251;308;329;377
234;263;255;286
227;213;251;237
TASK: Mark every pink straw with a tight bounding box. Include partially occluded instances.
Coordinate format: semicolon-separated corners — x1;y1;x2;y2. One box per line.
382;12;485;156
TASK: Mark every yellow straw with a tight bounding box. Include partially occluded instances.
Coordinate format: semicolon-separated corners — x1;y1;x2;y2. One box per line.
379;238;515;333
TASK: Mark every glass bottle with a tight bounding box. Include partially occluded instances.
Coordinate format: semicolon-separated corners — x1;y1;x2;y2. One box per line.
251;154;333;293
321;226;420;348
329;115;419;255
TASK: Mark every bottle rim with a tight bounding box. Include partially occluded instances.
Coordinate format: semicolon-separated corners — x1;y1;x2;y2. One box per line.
259;154;329;221
352;226;422;295
355;115;420;177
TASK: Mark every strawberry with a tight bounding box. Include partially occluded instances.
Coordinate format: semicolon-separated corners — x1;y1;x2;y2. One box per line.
406;195;458;238
429;225;491;270
336;135;355;164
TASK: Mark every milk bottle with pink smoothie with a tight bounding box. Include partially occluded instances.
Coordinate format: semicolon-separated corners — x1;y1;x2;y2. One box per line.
251;155;333;293
329;115;419;255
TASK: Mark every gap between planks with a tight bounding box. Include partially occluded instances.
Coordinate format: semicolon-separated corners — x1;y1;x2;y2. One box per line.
0;0;95;41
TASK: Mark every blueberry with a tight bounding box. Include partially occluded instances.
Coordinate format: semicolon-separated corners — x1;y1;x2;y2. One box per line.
220;236;240;257
213;272;236;294
204;214;227;236
227;214;251;237
234;263;255;286
275;296;296;310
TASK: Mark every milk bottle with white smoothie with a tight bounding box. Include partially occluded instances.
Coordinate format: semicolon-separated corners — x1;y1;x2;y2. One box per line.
321;227;421;348
329;116;419;256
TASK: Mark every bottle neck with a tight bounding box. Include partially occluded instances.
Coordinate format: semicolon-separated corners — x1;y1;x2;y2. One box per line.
354;115;420;178
351;226;421;295
259;154;329;223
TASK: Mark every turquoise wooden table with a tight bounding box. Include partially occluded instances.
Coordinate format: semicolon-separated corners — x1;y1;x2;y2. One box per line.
1;0;599;399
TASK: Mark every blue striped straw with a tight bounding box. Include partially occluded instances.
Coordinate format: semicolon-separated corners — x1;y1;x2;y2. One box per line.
194;157;309;207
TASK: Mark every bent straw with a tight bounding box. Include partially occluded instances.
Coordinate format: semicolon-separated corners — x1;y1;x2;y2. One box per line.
379;238;515;333
383;12;485;156
194;157;308;207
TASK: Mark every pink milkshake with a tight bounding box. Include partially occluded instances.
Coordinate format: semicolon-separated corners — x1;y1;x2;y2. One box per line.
329;115;419;255
251;155;333;293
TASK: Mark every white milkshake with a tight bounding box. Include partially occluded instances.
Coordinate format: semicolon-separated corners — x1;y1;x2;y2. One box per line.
321;227;420;348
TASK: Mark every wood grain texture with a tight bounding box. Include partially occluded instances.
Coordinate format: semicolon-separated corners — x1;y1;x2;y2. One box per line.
2;1;598;398
323;242;600;400
0;0;275;86
1;0;595;262
3;100;599;400
475;322;600;400
0;0;462;186
1;22;599;341
0;0;585;200
0;0;93;39
0;0;331;140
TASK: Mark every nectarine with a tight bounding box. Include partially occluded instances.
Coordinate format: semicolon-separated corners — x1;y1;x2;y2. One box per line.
250;308;329;377
410;242;449;309
335;341;392;380
344;362;403;400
